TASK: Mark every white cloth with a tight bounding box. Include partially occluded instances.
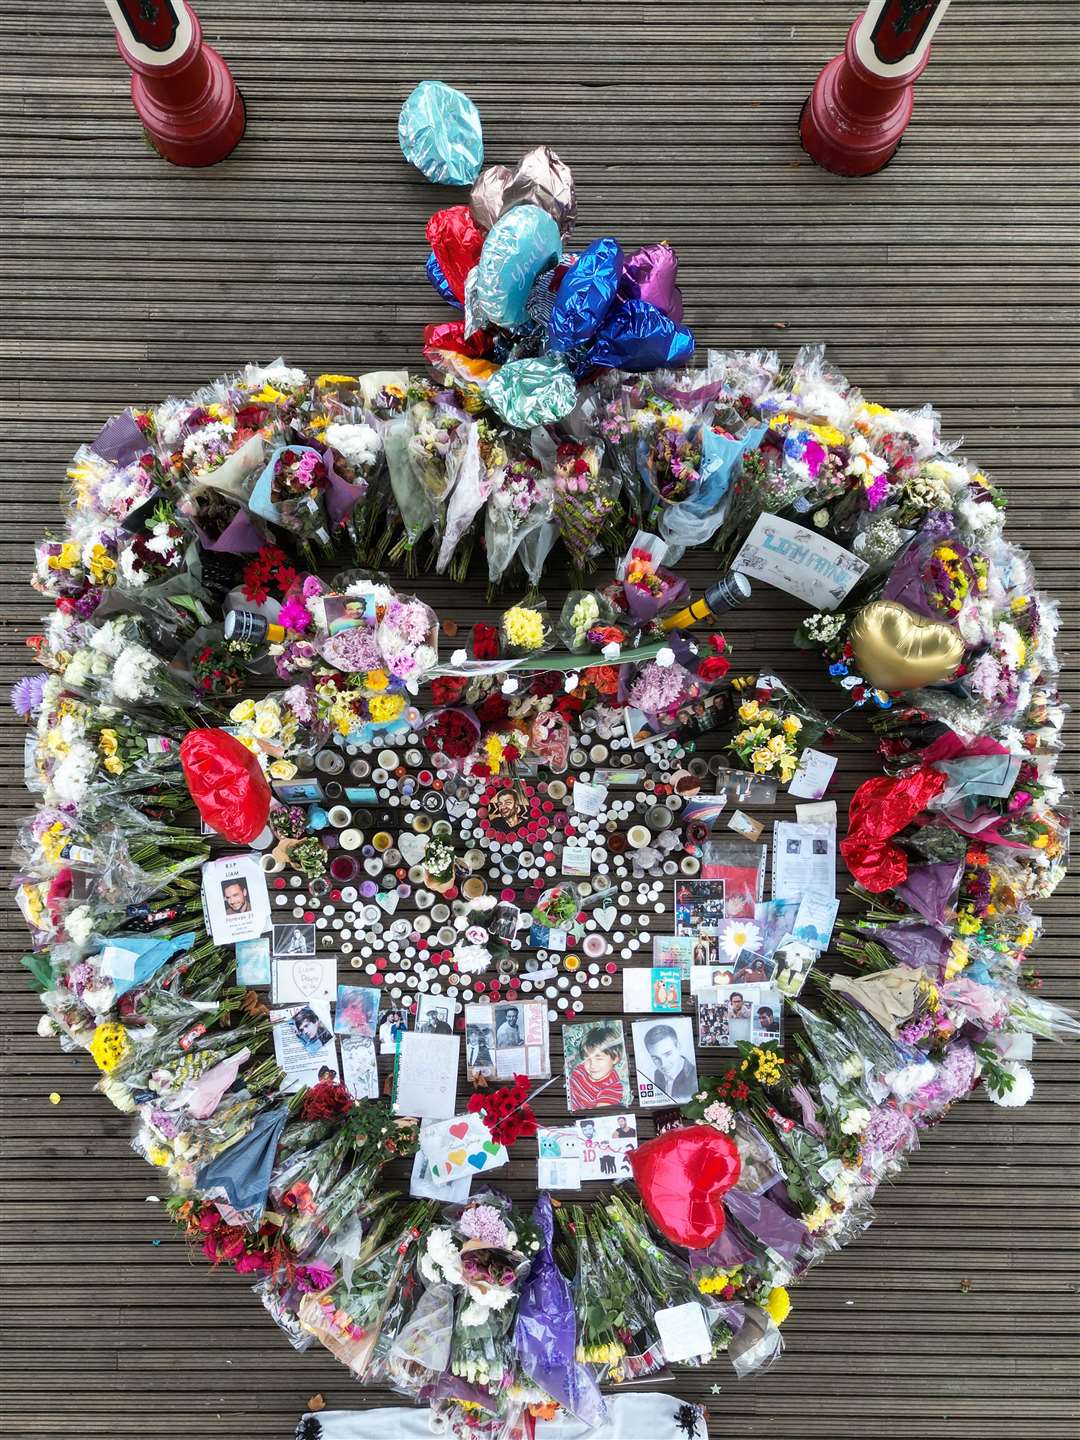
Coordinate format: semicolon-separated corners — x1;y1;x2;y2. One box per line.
296;1394;708;1440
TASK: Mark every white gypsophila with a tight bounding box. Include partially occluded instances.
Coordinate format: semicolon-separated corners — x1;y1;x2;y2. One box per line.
50;740;96;802
988;1061;1035;1108
111;643;158;701
64;903;95;945
118;545;149;587
324;421;381;470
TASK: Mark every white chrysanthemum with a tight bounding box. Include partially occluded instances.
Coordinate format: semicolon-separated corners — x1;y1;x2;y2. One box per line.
118;545;149;586
89;617;130;658
987;1061;1035;1108
51;740;96;802
250;363;307;389
111;643;157;701
324;421;381;470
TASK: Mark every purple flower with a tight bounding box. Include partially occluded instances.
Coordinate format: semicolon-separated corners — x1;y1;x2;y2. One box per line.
11;673;47;719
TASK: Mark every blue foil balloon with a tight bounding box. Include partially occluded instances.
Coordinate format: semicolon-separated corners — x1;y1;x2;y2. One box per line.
475;205;562;330
425;250;464;310
398;80;484;186
587;297;695;372
485;355;577;428
548;237;623;353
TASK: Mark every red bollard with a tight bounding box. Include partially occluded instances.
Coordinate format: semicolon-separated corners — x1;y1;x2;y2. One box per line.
800;1;952;177
105;0;245;167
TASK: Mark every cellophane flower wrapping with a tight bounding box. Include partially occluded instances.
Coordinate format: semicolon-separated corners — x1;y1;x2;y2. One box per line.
513;1195;606;1428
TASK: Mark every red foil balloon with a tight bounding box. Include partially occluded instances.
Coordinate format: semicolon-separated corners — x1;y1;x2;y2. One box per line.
425;205;486;304
841;767;947;892
180;728;271;844
629;1124;741;1250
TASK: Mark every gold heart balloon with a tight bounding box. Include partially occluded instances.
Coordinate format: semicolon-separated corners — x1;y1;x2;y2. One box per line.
849;599;965;692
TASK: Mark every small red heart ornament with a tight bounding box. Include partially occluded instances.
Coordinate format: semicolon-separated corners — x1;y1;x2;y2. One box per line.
629;1124;741;1250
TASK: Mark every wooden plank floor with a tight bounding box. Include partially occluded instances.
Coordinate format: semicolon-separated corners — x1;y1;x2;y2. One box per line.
1;3;1078;1436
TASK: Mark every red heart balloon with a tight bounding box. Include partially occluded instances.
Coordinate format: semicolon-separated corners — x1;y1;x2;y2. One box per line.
630;1124;741;1250
180;728;271;844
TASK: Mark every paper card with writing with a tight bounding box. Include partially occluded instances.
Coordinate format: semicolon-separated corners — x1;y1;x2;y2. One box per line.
788;747;838;800
733;513;869;610
652;933;696;979
272;954;336;1007
622;966;682;1013
410;1146;472;1203
339;1033;379;1099
393;1032;459;1121
421;1113;508;1186
792;893;840;952
655;1301;713;1364
537;1125;582;1191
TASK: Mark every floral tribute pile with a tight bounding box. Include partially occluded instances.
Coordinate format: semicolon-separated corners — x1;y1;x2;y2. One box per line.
14;340;1074;1440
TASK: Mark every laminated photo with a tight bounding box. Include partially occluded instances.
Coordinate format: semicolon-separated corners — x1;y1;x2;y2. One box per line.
416;992;457;1035
335;984;381;1037
696;991;731;1048
631;1017;699;1107
575;1114;637;1181
563;1020;632;1112
202;853;271;945
272;922;316;957
235;935;271;986
271;1001;339;1093
378;1006;410;1055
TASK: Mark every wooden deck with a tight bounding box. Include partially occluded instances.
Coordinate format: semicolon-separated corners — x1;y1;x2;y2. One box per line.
1;3;1078;1437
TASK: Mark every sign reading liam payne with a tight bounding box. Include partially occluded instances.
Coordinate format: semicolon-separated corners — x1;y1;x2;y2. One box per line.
733;515;868;611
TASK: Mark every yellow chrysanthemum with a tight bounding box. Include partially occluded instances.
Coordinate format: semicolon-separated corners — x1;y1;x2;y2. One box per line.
365;669;389;692
89;1021;131;1074
765;1286;792;1326
369;693;405;724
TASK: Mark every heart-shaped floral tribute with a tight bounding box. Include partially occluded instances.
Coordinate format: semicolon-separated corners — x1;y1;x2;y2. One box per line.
16;348;1073;1440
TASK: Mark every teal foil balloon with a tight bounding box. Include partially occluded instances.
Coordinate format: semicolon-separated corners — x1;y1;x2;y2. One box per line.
398;81;484;186
587;297;695;371
475;205;562;330
548;237;623;353
486;355;577;428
